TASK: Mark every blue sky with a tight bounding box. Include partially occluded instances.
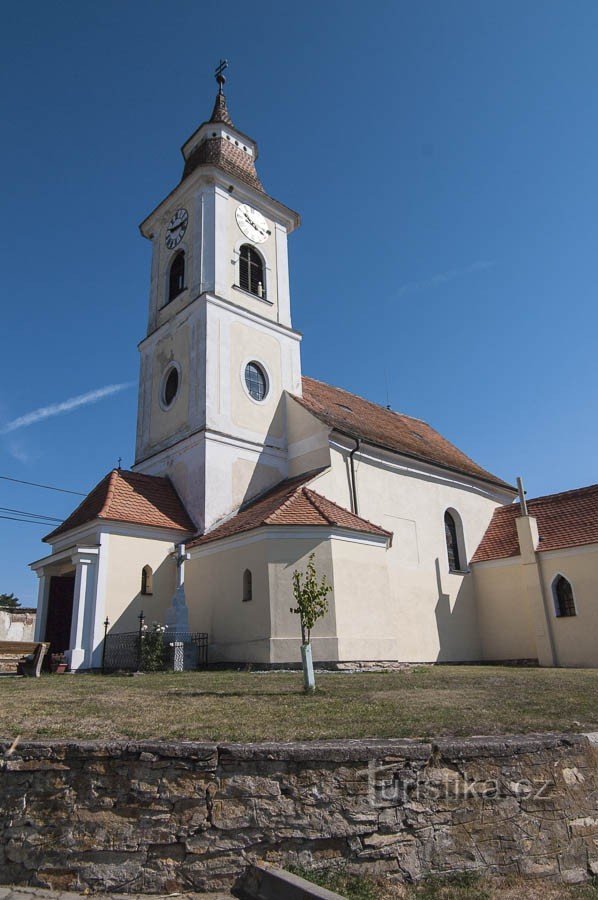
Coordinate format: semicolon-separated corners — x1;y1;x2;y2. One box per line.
1;0;597;605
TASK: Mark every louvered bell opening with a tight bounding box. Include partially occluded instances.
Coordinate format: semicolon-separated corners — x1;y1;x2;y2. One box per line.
239;245;265;299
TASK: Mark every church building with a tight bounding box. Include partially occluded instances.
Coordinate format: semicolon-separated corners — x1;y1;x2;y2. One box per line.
30;72;598;671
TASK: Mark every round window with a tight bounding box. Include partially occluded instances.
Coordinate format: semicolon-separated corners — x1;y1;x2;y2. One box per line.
162;366;179;407
244;362;268;401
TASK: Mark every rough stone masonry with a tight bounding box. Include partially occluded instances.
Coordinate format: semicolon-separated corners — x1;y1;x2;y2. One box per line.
0;733;597;893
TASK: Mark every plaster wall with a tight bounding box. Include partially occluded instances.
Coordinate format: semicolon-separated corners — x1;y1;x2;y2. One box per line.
474;545;598;667
186;534;338;664
103;533;177;635
331;538;398;661
311;445;513;662
0;610;35;642
472;560;537;661
185;538;272;663
538;546;598;667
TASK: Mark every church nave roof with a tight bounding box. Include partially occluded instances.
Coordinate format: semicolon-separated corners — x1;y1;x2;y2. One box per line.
296;376;514;493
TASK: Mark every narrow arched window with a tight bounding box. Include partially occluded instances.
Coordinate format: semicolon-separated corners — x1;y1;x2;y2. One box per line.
552;575;576;617
444;511;462;573
168;251;185;302
141;565;153;596
242;569;253;602
239;245;265;298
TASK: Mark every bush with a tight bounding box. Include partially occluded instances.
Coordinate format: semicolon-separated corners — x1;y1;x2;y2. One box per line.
139;622;166;671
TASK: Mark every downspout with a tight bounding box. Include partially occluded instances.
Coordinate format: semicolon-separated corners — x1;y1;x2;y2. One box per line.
349;438;360;515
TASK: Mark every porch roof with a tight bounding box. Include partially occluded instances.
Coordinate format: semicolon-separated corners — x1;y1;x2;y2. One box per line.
44;469;195;542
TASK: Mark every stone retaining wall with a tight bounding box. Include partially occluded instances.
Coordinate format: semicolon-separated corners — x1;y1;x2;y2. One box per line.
0;734;597;893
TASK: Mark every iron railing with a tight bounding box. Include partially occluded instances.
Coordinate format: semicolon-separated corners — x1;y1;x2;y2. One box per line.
102;630;208;673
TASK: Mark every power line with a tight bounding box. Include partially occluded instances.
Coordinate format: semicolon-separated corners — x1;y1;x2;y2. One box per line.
0;514;58;526
0;475;86;496
0;506;63;523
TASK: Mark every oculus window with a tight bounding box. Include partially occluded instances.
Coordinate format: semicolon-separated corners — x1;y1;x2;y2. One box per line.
162;365;180;408
244;362;268;401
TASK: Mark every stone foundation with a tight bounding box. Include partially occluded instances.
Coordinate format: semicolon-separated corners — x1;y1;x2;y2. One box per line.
0;734;597;893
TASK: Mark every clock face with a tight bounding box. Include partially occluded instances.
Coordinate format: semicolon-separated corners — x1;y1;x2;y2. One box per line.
235;204;269;243
165;208;188;249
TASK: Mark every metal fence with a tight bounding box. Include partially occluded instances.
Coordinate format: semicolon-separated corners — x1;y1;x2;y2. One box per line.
102;631;208;673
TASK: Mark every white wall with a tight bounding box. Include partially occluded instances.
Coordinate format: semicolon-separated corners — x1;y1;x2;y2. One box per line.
0;610;36;642
306;441;513;662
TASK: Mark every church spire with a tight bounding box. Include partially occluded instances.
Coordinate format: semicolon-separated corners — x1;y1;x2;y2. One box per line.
180;60;264;192
209;59;234;126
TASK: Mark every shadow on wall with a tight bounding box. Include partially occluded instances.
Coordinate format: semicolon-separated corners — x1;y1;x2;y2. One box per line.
107;554;176;636
434;557;480;662
236;394;291;512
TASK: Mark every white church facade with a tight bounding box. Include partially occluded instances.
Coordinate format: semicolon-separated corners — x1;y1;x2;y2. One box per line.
30;76;598;671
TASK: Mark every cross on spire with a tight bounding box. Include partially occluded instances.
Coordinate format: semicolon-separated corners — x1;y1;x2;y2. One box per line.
215;59;228;94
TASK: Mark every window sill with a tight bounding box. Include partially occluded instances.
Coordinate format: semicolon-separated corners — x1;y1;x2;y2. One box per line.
233;284;273;305
161;287;188;309
449;568;470;576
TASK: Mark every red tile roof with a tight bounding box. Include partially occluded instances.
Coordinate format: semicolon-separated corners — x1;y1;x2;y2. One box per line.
296;376;514;492
471;483;598;563
188;470;391;548
44;469;195;542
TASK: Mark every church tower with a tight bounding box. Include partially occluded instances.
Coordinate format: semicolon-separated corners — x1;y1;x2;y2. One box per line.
133;65;302;533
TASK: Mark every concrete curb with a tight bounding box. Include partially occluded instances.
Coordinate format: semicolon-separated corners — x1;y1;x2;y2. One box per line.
239;864;345;900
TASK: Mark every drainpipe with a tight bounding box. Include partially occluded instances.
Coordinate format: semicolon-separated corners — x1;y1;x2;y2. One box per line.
349;438;360;516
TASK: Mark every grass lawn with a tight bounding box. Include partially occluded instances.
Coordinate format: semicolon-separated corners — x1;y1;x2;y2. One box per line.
295;868;598;900
0;665;597;741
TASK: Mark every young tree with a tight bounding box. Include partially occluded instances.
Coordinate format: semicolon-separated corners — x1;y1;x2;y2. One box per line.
0;593;21;610
290;553;332;692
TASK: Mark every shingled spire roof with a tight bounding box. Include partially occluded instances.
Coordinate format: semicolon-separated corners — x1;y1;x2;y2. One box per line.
209;89;234;126
181;79;264;192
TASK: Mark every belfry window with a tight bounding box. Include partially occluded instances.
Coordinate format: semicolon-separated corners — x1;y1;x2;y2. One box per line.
552;575;576;617
239;245;265;298
141;565;153;596
243;569;253;602
168;251;185;302
444;511;462;573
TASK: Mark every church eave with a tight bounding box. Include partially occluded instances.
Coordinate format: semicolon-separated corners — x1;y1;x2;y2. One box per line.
139;166;300;238
180;120;258;161
331;427;517;495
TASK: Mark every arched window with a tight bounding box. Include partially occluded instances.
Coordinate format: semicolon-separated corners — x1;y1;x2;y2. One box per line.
552;574;576;617
444;511;462;573
242;569;253;602
141;565;153;596
239;245;265;298
168;251;185;302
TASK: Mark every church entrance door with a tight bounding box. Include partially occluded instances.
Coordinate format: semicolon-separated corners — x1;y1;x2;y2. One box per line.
44;574;75;662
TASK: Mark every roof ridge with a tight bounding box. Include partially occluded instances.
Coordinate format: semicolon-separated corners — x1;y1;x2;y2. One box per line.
98;469;119;519
305;487;393;536
524;482;598;507
301;488;336;526
264;483;307;524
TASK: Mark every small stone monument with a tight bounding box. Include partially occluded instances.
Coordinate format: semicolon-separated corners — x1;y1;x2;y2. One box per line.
164;543;197;670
